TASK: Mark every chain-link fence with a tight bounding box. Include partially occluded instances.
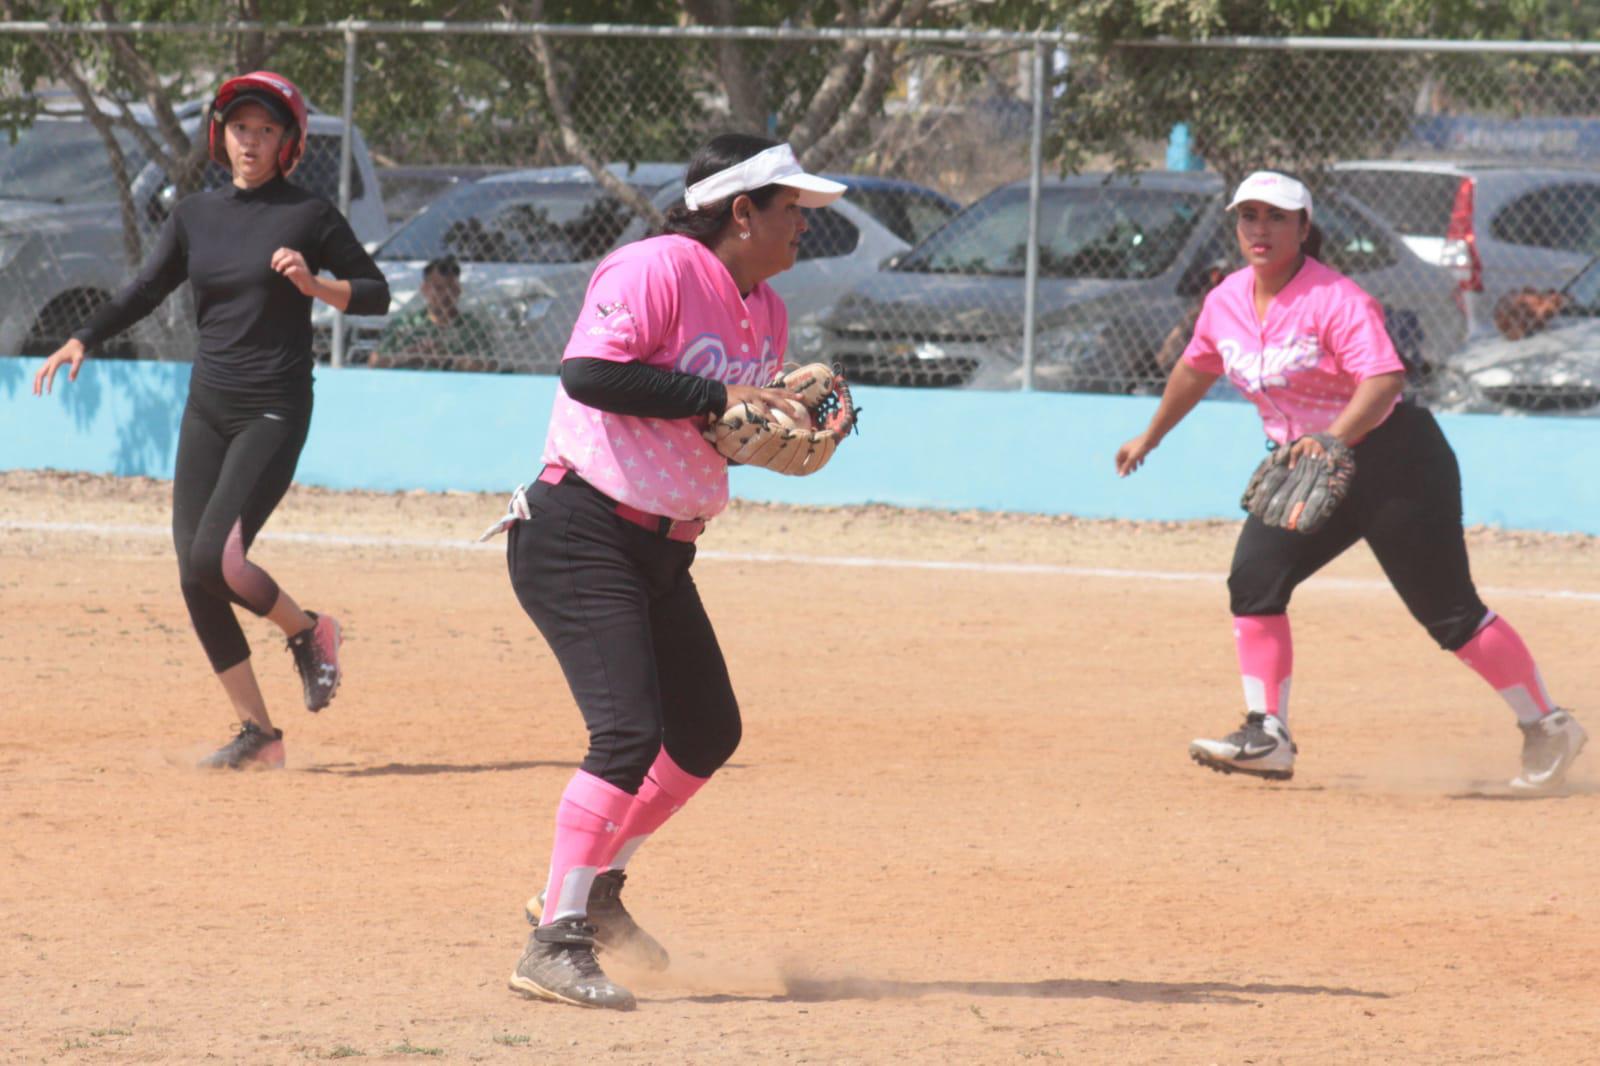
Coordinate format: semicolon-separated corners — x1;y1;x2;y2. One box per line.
4;23;1600;415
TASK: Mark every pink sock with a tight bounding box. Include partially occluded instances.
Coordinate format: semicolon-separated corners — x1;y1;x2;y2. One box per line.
602;748;709;872
539;771;635;925
1454;614;1554;724
1234;614;1293;721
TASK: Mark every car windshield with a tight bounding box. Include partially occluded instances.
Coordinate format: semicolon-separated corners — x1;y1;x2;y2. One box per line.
844;185;957;246
1565;257;1600;315
0;120;147;203
377;180;647;264
894;185;1208;280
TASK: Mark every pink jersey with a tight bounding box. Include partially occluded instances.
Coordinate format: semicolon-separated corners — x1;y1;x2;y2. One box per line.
1181;257;1404;444
541;234;788;520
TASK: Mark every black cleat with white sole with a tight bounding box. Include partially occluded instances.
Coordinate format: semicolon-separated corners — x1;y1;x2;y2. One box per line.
525;870;670;972
508;918;636;1011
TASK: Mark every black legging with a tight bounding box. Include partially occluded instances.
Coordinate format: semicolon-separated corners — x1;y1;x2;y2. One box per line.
506;475;742;793
173;377;311;672
1228;401;1489;651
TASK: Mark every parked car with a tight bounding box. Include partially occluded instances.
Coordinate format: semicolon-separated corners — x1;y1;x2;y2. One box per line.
1438;254;1600;413
375;164;516;231
327;163;950;370
829;174;959;247
1330;161;1600;340
0;96;386;357
816;171;1464;392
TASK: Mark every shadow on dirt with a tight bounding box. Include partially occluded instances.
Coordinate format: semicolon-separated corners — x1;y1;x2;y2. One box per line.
674;974;1390;1006
300;759;752;777
301;759;577;776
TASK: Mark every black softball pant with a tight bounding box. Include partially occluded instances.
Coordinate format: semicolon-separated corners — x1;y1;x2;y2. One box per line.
506;476;742;794
173;377;311;673
1228;402;1489;652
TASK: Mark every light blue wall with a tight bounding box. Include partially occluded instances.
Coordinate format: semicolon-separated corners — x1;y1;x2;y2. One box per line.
4;357;1599;533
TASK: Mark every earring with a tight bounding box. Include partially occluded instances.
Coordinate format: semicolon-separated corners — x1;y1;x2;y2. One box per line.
739;230;750;241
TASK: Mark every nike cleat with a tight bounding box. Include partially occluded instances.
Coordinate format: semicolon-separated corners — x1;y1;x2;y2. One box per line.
1190;712;1296;781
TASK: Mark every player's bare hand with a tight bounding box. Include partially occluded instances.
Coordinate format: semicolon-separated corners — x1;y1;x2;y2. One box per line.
270;247;317;296
33;338;86;396
725;383;805;421
1116;432;1158;477
1285;435;1327;469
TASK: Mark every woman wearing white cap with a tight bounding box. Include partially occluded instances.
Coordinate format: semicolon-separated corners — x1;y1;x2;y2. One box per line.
493;133;845;1010
1115;170;1584;790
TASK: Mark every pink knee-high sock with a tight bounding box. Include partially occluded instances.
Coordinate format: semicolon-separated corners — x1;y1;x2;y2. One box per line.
1234;614;1293;721
1454;614;1554;724
602;748;709;872
540;771;635;925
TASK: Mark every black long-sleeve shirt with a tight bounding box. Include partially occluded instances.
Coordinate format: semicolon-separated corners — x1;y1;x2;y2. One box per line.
74;176;389;391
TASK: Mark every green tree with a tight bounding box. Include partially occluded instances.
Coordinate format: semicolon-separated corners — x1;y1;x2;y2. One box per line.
1044;0;1600;187
493;0;1052;220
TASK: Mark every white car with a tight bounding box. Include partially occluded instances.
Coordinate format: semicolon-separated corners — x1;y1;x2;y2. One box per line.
1331;161;1600;341
324;163;929;371
1441;254;1600;413
0;96;386;358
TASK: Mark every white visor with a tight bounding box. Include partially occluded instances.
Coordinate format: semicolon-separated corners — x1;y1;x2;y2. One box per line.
1227;170;1313;222
683;143;847;212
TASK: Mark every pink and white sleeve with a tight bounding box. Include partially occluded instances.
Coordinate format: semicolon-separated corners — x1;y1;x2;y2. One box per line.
1325;287;1405;382
560;252;674;365
1179;296;1225;376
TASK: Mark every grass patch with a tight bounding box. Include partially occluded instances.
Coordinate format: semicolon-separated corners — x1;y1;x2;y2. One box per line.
493;1033;531;1046
90;1028;132;1037
325;1047;365;1059
389;1040;444;1057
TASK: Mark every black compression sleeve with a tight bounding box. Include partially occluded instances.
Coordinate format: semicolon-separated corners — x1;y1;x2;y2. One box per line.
561;357;728;419
72;214;189;349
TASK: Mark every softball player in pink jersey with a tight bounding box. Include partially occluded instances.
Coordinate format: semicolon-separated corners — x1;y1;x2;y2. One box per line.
487;135;846;1010
1116;171;1586;790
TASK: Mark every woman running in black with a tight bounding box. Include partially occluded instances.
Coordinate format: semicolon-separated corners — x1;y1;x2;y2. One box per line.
32;71;390;769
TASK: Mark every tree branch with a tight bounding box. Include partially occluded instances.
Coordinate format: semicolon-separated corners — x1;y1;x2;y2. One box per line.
515;0;664;227
805;40;900;168
19;28;147;270
788;0;927;161
96;0;194;172
682;0;768;132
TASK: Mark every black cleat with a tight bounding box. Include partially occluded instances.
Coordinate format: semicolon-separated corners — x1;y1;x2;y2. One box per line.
526;870;670;972
198;720;285;770
508;918;636;1011
287;611;342;712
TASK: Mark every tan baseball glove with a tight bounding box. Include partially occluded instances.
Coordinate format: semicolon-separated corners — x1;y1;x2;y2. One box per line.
704;363;859;476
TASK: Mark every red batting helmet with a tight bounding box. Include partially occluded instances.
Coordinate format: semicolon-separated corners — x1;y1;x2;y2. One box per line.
207;71;309;176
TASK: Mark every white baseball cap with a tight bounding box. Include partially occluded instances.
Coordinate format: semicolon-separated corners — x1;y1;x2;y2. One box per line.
683;143;846;212
1227;171;1313;222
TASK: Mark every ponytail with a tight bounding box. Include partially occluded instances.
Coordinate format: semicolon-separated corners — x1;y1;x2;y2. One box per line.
657;132;785;247
1301;219;1324;261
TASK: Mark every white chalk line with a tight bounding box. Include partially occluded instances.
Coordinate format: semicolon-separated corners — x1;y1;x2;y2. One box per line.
4;518;1599;604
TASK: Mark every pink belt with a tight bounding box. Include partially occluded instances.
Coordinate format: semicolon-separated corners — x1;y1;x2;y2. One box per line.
538;466;706;543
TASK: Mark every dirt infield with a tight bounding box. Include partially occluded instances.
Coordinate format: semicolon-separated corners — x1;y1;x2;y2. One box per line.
3;469;1598;1064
